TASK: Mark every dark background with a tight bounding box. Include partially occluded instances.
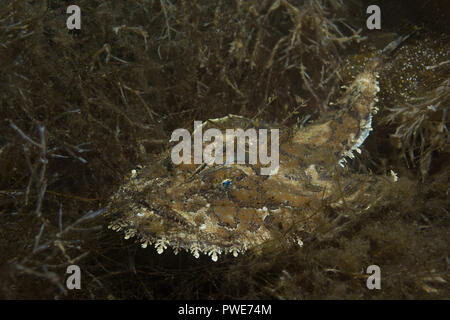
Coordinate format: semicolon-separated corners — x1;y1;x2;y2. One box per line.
0;0;448;299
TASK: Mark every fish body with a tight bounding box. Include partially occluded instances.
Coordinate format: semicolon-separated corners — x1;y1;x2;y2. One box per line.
107;39;406;261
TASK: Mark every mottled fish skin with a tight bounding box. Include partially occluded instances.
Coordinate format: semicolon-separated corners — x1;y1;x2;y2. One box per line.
106;56;395;261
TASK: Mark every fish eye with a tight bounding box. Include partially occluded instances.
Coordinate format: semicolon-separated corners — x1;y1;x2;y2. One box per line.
221;179;232;188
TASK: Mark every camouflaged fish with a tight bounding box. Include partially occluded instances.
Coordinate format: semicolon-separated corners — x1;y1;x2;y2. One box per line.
106;51;400;261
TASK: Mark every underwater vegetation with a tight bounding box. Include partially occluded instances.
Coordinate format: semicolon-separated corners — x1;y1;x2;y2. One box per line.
0;0;448;299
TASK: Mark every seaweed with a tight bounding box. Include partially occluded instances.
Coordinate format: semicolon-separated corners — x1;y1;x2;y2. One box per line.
0;0;448;299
